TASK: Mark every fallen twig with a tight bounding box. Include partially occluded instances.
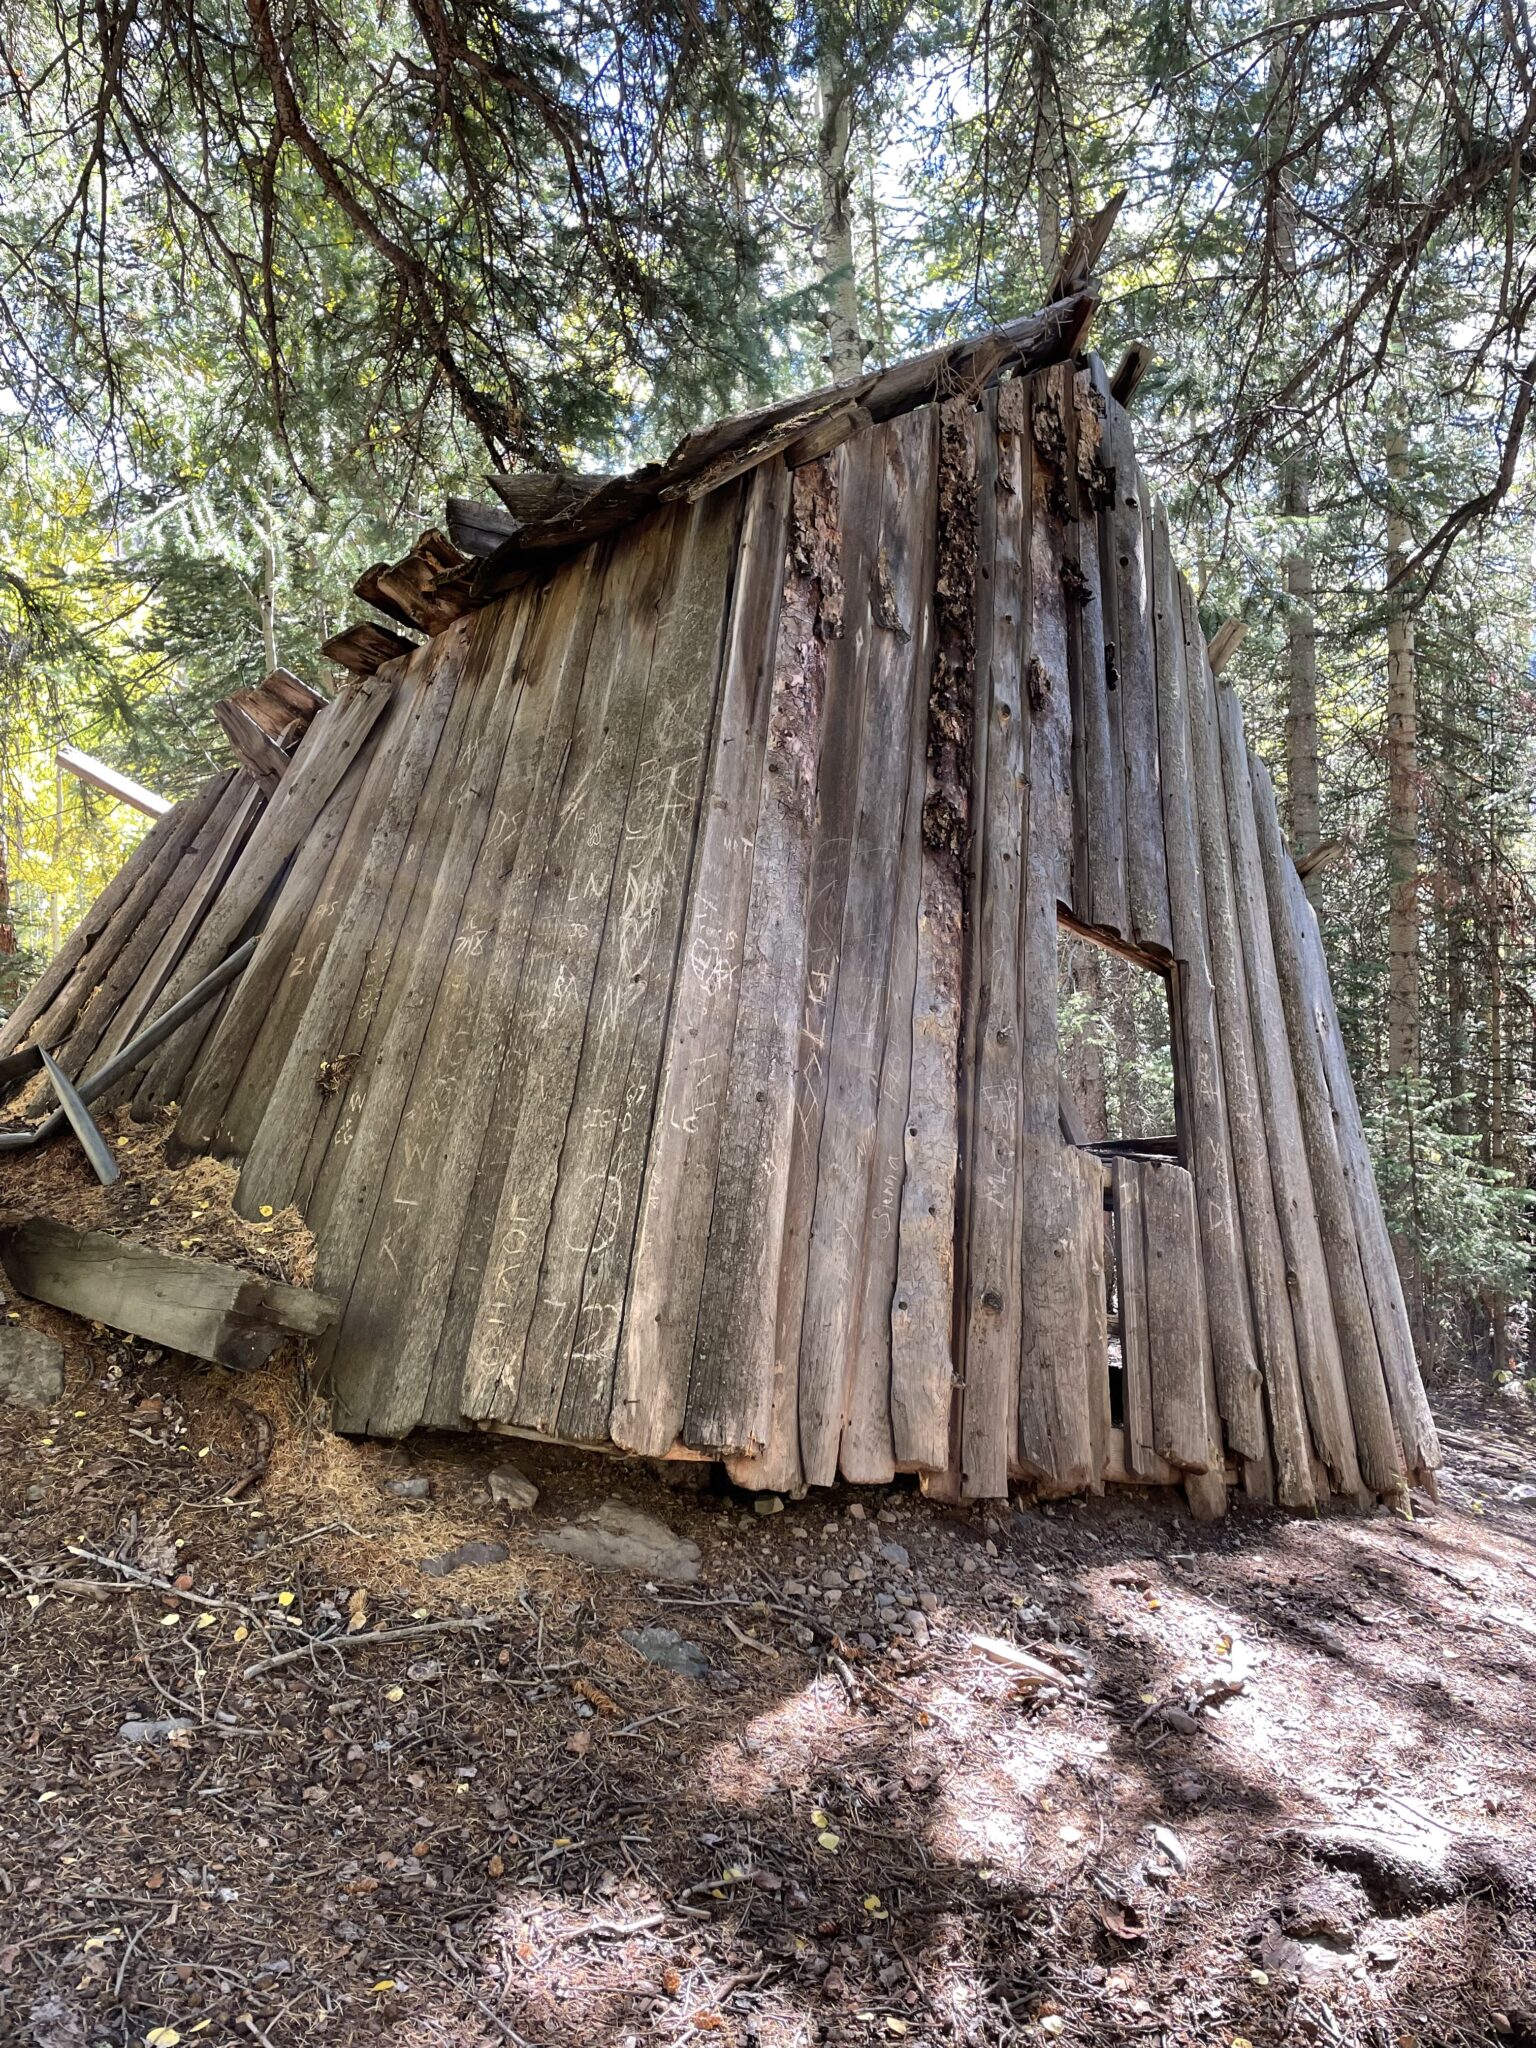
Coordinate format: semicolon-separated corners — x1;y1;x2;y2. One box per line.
241;1617;489;1679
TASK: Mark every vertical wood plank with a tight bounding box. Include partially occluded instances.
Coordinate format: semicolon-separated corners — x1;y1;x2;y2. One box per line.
1217;684;1358;1498
455;516;684;1425
839;420;937;1482
0;771;233;1061
414;553;611;1428
129;667;402;1115
97;782;266;1080
539;488;747;1444
798;412;938;1486
1148;499;1266;1460
959;387;1026;1499
1140;1156;1214;1471
1249;755;1411;1495
1112;1161;1160;1477
1179;579;1312;1503
610;464;792;1455
1073;368;1130;938
1014;367;1095;1492
52;773;251;1087
890;399;978;1475
235;621;485;1221
728;428;885;1492
1282;843;1440;1478
682;458;844;1465
175;745;376;1155
1100;404;1172;955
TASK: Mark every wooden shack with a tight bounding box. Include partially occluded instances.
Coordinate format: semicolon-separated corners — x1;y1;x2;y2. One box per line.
0;286;1441;1513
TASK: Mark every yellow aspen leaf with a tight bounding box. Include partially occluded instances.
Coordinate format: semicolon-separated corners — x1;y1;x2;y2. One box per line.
817;1831;841;1852
276;1590;295;1608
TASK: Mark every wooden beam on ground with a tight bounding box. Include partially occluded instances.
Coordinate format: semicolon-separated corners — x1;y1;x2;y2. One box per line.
56;748;171;819
0;1218;337;1372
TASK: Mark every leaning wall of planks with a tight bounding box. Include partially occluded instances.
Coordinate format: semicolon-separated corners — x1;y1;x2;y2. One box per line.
4;358;1440;1511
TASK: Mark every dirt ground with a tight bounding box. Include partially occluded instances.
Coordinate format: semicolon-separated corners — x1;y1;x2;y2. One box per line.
0;1115;1533;2048
3;1322;1534;2048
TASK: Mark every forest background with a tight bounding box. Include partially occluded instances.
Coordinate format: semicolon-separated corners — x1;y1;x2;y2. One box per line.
0;0;1531;1378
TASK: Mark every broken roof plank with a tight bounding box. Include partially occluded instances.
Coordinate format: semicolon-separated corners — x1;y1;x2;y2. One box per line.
464;289;1098;602
320;621;420;676
56;747;172;819
0;1217;337;1372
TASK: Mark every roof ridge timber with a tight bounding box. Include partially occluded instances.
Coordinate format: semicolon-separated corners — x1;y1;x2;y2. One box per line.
323;284;1100;678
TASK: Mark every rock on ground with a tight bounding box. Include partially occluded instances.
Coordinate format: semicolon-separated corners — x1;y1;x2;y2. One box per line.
536;1497;701;1583
0;1324;63;1408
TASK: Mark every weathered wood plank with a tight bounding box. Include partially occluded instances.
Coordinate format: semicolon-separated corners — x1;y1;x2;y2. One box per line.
1216;684;1357;1499
1111;1160;1159;1478
1014;367;1096;1491
840;421;937;1482
724;428;885;1494
683;458;844;1465
1099;402;1172;955
0;1219;334;1372
798;412;937;1487
1072;368;1129;938
890;399;978;1478
94;783;266;1084
50;771;251;1087
299;640;491;1244
455;515;684;1426
1;772;235;1080
525;488;745;1443
1079;1146;1112;1490
1148;500;1266;1459
176;746;374;1155
0;774;234;1064
959;388;1025;1499
1249;757;1411;1494
317;601;550;1435
1138;1156;1213;1471
311;602;543;1416
398;557;612;1432
234;627;472;1222
1281;834;1440;1476
737;424;883;1490
1179;579;1310;1502
130;670;403;1116
610;464;792;1458
207;668;433;1165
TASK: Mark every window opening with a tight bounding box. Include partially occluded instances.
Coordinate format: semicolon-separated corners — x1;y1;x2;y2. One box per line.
1056;918;1180;1443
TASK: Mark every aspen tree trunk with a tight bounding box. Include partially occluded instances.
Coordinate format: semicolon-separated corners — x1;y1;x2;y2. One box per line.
1486;924;1510;1376
1385;431;1420;1081
1384;428;1423;1345
1282;460;1322;893
816;57;863;382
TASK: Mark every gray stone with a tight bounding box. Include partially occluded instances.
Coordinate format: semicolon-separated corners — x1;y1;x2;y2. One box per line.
119;1717;197;1744
488;1462;539;1511
753;1494;784;1516
384;1476;431;1499
535;1498;701;1584
878;1539;911;1571
419;1540;509;1577
621;1625;710;1678
0;1324;63;1409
